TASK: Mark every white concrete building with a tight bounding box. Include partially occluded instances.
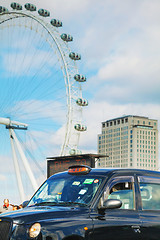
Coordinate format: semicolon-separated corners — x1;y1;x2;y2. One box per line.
98;115;158;170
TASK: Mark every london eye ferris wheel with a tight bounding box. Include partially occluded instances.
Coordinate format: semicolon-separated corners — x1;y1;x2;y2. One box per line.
0;2;88;202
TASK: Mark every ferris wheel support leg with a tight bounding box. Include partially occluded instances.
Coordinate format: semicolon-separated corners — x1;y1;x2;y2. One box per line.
9;129;26;203
9;129;39;192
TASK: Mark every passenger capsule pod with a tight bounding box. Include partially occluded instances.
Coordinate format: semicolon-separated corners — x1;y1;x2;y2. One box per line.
38;9;50;17
69;149;82;155
76;98;88;106
0;6;8;13
74;74;86;82
74;124;87;132
69;149;76;155
61;34;73;42
11;2;22;10
24;3;36;11
69;52;81;60
50;19;62;27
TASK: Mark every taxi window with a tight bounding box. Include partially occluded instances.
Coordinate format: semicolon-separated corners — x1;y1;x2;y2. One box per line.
139;181;160;210
103;177;135;210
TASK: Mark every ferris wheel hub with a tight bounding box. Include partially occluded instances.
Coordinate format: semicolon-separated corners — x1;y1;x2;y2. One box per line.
0;117;28;129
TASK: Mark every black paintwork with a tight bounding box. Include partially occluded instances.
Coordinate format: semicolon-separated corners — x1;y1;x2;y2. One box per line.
0;168;160;240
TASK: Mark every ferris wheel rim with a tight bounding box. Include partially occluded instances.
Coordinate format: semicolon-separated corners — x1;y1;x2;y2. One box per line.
0;7;85;156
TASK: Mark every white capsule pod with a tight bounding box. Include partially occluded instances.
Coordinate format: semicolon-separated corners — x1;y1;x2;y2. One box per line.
38;9;50;17
69;149;76;155
0;6;8;13
11;2;22;10
74;124;87;131
61;34;73;42
74;74;86;82
69;52;81;60
69;149;82;155
24;3;36;11
76;98;88;106
50;19;62;27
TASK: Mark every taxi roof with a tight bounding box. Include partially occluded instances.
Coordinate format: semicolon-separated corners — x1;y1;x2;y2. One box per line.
89;168;160;176
50;167;160;179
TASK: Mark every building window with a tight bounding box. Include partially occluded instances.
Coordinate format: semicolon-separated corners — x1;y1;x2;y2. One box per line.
110;122;112;126
125;118;128;123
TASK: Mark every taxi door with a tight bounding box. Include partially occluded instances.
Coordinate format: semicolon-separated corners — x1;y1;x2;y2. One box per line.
138;175;160;240
92;176;142;240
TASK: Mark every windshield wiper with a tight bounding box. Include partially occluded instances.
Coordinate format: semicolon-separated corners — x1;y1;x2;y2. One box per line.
32;201;87;207
61;201;87;207
34;202;58;206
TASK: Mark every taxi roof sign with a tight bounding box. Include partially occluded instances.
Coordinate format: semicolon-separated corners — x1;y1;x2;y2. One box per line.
68;165;91;175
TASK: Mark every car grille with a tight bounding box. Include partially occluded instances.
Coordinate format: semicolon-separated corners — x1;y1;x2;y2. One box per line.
0;220;12;240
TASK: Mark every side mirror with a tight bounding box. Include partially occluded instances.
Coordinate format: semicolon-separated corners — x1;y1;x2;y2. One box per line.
22;200;29;208
102;199;122;209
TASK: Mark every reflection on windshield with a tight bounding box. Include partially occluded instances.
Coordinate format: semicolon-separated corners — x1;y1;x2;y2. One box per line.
28;174;104;206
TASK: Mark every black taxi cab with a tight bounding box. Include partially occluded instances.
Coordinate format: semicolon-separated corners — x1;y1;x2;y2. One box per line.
0;165;160;240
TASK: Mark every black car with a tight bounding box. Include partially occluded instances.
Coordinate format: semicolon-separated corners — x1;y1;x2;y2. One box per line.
1;165;160;240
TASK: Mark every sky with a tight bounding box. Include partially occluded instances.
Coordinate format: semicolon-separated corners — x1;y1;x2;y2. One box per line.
0;0;160;204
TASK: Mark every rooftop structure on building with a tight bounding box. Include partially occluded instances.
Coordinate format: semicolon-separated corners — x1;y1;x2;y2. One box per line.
97;115;158;170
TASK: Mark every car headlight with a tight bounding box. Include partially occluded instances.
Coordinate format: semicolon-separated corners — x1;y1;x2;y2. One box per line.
29;223;41;238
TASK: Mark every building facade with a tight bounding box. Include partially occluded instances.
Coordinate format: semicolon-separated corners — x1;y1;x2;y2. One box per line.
98;115;158;170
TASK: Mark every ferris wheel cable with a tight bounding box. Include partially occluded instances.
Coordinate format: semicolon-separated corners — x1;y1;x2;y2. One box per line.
17;132;46;177
7;96;67;116
10;33;49;89
1;94;67;124
7;17;60;88
5;91;66;114
16;31;50;83
5;90;67;120
12;47;62;101
0;60;64;115
12;71;66;103
16;65;63;101
8;108;67;123
11;22;28;84
0;21;49;92
12;114;67;126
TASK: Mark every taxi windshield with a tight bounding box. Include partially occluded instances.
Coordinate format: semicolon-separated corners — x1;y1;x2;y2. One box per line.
28;174;104;206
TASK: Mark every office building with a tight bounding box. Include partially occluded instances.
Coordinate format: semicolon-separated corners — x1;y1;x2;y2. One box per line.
98;115;158;170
